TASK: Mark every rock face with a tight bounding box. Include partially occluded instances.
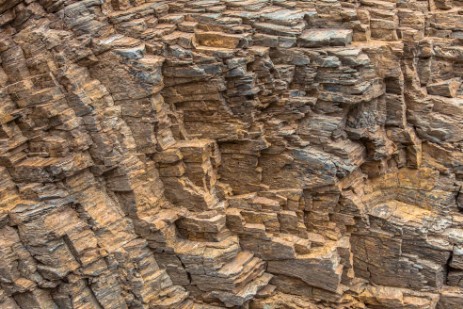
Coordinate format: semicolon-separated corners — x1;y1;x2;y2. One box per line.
0;0;463;308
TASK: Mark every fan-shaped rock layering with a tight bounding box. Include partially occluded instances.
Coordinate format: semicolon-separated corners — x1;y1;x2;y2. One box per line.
0;0;463;308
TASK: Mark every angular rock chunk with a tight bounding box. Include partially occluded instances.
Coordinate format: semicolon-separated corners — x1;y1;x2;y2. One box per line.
298;29;353;48
427;79;461;98
195;31;251;49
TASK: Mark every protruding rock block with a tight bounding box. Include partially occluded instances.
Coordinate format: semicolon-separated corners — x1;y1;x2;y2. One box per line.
195;31;251;49
298;29;353;48
267;244;343;293
427;79;461;98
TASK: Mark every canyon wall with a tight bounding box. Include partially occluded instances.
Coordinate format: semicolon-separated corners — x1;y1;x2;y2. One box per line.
1;0;463;308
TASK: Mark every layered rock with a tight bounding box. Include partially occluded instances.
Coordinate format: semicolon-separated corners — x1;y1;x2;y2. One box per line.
0;0;463;308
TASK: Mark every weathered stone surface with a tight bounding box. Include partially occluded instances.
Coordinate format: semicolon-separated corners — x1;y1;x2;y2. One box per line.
0;0;462;308
299;29;353;48
427;79;461;98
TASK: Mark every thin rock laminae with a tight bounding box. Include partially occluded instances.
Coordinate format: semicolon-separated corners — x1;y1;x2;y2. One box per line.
0;0;462;308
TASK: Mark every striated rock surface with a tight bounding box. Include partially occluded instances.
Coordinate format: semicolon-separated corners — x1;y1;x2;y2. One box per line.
0;0;463;308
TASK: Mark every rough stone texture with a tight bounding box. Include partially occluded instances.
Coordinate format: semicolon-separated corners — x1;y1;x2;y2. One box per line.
0;0;463;308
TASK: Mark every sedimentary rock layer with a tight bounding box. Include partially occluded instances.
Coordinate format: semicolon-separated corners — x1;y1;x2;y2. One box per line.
0;0;463;308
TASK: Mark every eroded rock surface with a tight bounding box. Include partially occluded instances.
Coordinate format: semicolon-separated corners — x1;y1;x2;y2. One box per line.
0;0;463;308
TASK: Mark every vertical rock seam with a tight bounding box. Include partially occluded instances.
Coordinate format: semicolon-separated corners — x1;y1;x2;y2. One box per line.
0;0;462;308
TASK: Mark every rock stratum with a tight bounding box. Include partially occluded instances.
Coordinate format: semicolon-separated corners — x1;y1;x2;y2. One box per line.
1;0;463;308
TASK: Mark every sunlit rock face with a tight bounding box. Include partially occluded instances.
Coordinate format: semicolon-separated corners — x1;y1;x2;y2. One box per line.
1;0;463;308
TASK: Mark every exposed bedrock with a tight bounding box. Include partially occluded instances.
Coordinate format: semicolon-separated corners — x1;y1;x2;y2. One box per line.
0;0;463;308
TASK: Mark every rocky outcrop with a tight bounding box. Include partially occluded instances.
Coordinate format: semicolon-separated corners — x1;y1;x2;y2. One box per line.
0;0;463;308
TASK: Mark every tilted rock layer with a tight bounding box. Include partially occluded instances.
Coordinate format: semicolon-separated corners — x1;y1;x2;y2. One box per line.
1;0;463;308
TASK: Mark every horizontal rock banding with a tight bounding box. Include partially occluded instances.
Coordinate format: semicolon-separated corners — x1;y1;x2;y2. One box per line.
0;0;463;308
